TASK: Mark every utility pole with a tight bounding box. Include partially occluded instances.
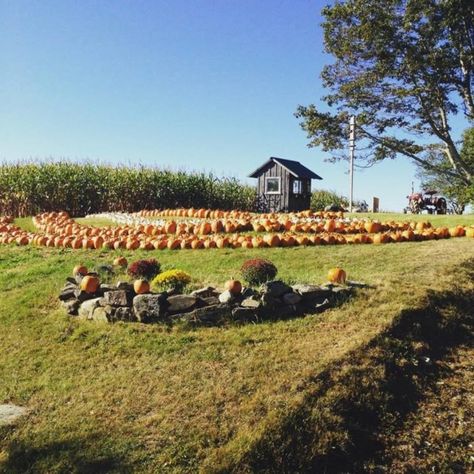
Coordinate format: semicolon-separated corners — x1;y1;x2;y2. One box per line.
349;115;356;212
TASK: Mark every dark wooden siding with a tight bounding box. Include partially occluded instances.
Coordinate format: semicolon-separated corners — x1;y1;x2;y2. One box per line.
255;162;312;212
256;161;290;211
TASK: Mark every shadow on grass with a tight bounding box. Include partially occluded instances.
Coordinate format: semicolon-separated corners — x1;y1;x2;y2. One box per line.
0;434;131;474
224;260;474;473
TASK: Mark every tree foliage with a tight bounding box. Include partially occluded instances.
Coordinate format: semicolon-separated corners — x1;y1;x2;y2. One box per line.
296;0;474;185
418;128;474;213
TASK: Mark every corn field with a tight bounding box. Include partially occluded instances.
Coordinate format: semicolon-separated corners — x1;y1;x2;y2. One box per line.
0;162;257;217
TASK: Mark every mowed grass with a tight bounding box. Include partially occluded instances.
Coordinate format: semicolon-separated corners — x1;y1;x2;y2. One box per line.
0;236;473;472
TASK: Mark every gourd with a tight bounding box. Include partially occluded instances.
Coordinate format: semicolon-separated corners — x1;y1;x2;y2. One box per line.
80;275;100;293
73;265;88;275
327;267;346;284
224;279;242;296
134;279;150;294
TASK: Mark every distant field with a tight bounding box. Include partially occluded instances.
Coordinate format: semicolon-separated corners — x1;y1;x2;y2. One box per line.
0;235;473;472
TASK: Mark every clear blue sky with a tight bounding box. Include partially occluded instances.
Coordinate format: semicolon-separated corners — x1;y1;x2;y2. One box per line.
0;0;461;211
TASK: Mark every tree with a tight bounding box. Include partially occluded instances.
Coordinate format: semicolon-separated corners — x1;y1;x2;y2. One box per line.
417;128;474;213
296;0;474;186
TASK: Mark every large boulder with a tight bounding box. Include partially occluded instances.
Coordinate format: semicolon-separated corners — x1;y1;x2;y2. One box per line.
291;284;332;303
102;290;133;307
190;287;219;298
218;290;234;304
282;292;302;305
240;297;261;309
78;297;102;320
173;304;231;325
133;294;168;322
262;280;292;298
166;295;198;315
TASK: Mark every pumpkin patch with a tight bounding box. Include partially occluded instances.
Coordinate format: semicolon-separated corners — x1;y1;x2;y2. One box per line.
0;209;472;252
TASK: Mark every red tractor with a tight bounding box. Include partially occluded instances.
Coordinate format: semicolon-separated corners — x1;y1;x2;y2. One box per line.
405;190;447;214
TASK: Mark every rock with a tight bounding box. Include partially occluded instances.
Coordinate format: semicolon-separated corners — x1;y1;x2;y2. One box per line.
292;284;331;298
190;287;219;298
114;307;135;322
260;302;296;319
200;296;220;307
61;299;80;315
262;280;292;298
74;274;84;285
99;283;117;293
116;281;134;291
78;297;102;320
59;286;77;302
260;292;280;307
102;290;133;307
133;294;168;322
66;276;78;285
166;295;197;314
173;304;230;325
283;292;302;305
241;297;261;309
231;307;258;322
73;289;99;302
91;306;110;322
0;404;28;427
346;280;372;288
330;286;353;297
241;287;258;298
312;298;331;313
218;290;234;304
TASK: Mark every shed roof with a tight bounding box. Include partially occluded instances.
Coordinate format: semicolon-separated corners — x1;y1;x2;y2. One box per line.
248;157;323;180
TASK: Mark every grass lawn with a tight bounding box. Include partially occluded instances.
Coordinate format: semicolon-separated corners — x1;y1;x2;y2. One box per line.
0;229;473;472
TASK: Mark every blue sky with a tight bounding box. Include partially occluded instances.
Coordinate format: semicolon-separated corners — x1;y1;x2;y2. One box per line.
0;0;464;210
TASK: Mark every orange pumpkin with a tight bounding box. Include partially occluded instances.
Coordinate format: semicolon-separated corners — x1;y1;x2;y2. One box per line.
224;279;242;296
113;256;128;267
73;265;88;276
327;267;347;284
80;275;100;294
134;279;150;294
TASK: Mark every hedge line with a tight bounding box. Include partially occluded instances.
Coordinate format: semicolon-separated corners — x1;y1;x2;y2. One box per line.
0;162;257;217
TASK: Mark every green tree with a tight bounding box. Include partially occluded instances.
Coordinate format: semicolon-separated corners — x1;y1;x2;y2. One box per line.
417;128;474;213
296;0;474;186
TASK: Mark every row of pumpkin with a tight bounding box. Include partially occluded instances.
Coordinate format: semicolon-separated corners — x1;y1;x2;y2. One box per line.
34;210;444;238
0;211;473;250
133;208;344;220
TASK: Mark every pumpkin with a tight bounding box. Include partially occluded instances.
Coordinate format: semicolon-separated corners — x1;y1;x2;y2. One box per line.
80;275;100;293
327;267;347;284
113;256;128;267
224;279;242;296
73;265;88;276
134;279;150;294
465;227;474;238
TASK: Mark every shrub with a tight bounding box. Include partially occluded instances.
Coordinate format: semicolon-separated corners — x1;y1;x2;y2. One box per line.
152;269;191;292
127;259;161;281
240;259;278;286
311;190;348;211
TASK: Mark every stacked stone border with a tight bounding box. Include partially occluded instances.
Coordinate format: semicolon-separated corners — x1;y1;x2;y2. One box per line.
59;275;366;327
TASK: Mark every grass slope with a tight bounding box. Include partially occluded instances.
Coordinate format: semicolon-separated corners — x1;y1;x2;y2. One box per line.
0;237;473;472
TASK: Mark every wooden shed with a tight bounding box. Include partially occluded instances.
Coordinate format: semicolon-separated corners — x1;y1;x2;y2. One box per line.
249;157;322;212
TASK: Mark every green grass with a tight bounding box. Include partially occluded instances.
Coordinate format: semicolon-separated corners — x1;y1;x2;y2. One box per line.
347;211;474;227
0;237;473;472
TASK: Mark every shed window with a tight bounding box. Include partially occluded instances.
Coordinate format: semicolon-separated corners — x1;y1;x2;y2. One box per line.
265;177;281;194
292;180;303;195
